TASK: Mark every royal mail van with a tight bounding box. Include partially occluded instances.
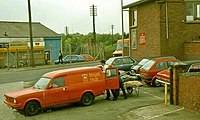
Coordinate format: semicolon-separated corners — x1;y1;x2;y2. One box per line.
4;67;119;116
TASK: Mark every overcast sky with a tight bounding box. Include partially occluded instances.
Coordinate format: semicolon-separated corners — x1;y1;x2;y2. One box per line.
0;0;138;35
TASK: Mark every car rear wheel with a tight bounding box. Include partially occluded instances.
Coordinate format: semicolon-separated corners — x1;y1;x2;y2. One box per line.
81;92;94;106
24;101;41;116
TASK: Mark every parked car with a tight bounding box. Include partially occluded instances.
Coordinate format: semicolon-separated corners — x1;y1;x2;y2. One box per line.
130;56;172;75
131;58;150;75
139;56;178;86
80;54;94;62
153;60;200;86
54;55;85;64
105;56;138;72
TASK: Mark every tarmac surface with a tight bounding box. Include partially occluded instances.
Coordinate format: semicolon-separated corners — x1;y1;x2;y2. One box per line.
1;63;200;120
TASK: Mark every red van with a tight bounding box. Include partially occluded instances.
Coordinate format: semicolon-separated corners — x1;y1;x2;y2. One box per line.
4;67;119;116
139;56;178;86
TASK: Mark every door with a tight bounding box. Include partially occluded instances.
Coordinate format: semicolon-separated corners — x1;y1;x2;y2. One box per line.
44;77;69;107
105;67;120;89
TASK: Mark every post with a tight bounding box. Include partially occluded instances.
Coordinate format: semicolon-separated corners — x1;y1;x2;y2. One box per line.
121;0;124;56
90;5;97;45
111;25;114;46
169;67;173;104
16;49;19;68
6;45;9;70
165;82;168;106
49;44;52;64
69;44;72;64
28;0;35;67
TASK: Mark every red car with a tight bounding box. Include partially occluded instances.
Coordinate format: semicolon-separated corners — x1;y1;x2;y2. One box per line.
139;56;178;86
153;60;200;86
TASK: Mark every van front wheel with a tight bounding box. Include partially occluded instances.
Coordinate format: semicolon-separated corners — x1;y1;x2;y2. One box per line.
81;92;94;106
24;101;40;116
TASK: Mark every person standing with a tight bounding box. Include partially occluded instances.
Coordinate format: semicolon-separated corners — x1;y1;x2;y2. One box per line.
58;50;63;64
114;72;127;100
100;60;106;71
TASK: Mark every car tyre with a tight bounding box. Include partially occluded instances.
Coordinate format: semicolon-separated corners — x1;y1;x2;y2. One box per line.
81;92;94;106
24;101;41;116
153;78;161;87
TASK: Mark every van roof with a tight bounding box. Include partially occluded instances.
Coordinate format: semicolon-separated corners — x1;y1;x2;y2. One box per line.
43;67;101;78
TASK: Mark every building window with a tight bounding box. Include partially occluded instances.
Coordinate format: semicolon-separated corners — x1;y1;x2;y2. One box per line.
186;0;200;21
131;28;137;49
132;10;137;27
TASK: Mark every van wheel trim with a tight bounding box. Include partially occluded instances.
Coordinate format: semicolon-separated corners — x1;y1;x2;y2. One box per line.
81;92;94;106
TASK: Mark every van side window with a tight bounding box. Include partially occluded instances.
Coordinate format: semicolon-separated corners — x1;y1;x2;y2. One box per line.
106;68;117;78
52;77;66;88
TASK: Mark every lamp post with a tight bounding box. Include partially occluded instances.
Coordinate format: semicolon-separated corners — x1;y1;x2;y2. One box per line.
27;0;35;67
121;0;124;56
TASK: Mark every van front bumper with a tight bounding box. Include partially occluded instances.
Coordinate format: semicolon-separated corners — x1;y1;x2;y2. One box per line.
4;99;23;109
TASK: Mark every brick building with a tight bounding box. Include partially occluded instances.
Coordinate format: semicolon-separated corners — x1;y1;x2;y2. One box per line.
123;0;200;61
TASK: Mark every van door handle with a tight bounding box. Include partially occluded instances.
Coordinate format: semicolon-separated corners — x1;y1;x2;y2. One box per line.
62;88;67;91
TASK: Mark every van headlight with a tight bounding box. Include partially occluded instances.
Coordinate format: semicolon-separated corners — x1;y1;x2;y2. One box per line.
13;99;16;104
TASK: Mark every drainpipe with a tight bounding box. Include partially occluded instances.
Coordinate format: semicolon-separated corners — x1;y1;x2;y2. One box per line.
166;2;169;39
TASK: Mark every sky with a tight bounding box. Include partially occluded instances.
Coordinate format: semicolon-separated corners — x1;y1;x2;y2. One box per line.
0;0;138;35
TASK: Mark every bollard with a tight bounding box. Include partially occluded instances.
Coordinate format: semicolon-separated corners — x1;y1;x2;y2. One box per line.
165;82;168;106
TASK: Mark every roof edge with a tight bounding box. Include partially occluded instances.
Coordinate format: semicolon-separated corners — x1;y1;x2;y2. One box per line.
123;0;151;9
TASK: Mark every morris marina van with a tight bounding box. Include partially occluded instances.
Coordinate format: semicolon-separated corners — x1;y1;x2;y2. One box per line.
4;67;119;116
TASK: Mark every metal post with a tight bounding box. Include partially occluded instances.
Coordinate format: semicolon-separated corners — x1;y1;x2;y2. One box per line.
6;45;9;70
165;82;168;106
121;0;124;56
28;0;35;67
169;67;174;104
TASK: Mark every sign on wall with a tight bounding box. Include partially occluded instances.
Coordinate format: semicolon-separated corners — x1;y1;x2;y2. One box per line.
140;32;146;45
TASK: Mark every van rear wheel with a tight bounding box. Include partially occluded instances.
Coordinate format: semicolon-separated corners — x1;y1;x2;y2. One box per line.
81;92;94;106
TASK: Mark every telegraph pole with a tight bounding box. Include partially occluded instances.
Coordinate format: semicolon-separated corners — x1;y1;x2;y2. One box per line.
111;25;114;46
121;0;124;56
28;0;35;67
90;4;97;44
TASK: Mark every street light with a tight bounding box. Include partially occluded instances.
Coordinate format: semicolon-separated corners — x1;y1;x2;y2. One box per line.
121;0;124;56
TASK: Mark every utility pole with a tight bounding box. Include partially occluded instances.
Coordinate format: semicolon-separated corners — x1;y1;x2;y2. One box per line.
121;0;124;56
90;4;97;45
111;25;114;46
28;0;35;67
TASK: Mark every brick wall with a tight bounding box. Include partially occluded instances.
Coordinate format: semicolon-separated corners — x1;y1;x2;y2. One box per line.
178;73;200;113
129;1;161;61
128;0;200;61
184;42;200;60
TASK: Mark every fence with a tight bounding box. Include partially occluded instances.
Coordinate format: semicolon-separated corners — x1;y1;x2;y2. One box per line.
0;44;45;68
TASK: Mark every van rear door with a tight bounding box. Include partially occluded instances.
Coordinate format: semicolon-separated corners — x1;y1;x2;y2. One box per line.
105;67;120;89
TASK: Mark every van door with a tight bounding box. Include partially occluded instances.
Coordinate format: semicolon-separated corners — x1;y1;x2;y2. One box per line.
105;67;120;89
44;77;69;106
